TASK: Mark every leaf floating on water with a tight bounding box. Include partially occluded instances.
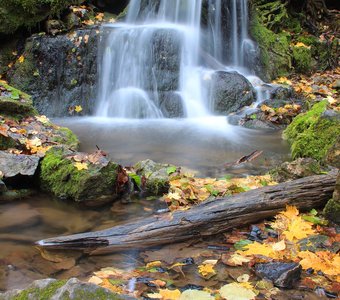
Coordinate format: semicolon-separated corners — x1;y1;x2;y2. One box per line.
198;263;216;279
220;282;256;300
74;162;88;171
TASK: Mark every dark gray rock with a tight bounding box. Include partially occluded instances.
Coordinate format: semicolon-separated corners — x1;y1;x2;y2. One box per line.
255;262;302;289
242;119;280;130
0;278;134;300
8;27;99;117
0;151;40;178
0;180;6;193
207;71;255;115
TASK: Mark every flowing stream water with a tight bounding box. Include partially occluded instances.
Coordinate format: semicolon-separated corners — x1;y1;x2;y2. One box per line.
1;0;291;291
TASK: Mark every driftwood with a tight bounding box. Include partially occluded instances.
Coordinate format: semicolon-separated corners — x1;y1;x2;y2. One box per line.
36;171;338;255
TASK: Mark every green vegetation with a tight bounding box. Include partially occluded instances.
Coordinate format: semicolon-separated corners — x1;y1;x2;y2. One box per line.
53;127;80;151
292;46;312;74
40;148;119;202
283;100;340;161
0;0;83;34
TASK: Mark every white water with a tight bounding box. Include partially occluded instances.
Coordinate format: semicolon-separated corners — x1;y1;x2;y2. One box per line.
96;0;266;119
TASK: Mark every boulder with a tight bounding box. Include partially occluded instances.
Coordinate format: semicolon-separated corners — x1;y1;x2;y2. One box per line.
158;92;185;117
7;27;99;117
283;100;340;163
40;148;120;205
0;151;40;178
134;159;177;195
270;158;328;183
324;171;340;224
0;278;133;300
207;71;255;115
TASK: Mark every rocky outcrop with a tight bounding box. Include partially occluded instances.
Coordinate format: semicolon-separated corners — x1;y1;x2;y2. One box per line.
7;27;99;117
207;71;255;115
324;171;340;224
0;278;133;300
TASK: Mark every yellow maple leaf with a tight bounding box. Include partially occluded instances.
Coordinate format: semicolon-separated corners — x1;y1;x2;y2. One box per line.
198;263;216;278
294;42;311;49
226;253;251;266
146;261;162;269
74;162;88;171
220;283;256;300
282;217;315;241
159;289;181;300
275;77;292;85
18;55;25;63
75;105;83;113
241;242;275;258
298;251;340;277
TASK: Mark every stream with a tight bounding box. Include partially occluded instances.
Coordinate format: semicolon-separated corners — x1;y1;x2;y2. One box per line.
0;117;290;291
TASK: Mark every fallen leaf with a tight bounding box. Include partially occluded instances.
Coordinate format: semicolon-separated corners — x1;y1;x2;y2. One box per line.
220;282;256;300
159;289;181;300
180;289;214;300
198;263;216;279
75;105;83;113
18;55;25;63
74;162;88;171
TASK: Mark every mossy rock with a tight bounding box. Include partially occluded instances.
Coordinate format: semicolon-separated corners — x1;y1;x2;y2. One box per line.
292;46;312;74
134;159;176;195
0;278;129;300
52;127;80;151
324;172;340;224
40;148;119;204
0;0;83;35
249;9;291;80
0;81;37;118
283;100;340;162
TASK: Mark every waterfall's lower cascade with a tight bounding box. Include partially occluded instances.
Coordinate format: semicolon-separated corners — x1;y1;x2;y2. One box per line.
96;0;262;119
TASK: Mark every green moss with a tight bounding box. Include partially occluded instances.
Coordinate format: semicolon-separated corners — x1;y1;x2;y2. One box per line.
250;9;291;80
0;135;16;150
284;100;340;161
53;127;79;151
13;280;67;300
0;0;83;34
292;46;312;73
324;198;340;224
40;148;118;202
59;287;123;300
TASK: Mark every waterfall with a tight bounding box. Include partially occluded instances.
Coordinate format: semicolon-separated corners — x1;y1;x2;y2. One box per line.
96;0;258;119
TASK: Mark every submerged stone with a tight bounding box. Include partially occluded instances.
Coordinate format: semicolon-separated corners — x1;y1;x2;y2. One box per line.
0;278;132;300
255;262;302;289
40;148;119;205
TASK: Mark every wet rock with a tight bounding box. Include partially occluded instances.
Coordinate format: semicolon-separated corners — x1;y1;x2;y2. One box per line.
255;262;302;289
0;151;40;178
268;84;294;102
0;278;132;300
159;92;185;117
40;148;120;205
324;171;340;224
270;158;328;182
0;203;40;230
0;81;37;118
7;27;99;117
134;159;176;195
242;119;280;130
0;189;34;202
0;180;6;193
207;71;255;115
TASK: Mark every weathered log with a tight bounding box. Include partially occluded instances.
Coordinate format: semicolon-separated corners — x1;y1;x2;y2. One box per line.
36;170;338;255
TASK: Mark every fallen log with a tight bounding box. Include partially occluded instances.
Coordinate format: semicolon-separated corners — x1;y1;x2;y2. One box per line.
36;170;338;255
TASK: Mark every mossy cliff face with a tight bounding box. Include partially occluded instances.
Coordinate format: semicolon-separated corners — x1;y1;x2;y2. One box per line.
283;100;340;164
40;148;119;204
0;0;83;35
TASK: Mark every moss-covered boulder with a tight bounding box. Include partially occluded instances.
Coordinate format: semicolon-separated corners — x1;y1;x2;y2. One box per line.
0;0;83;35
283;100;340;164
324;172;340;224
134;159;177;195
0;81;37;118
249;8;291;81
40;148;120;205
0;277;131;300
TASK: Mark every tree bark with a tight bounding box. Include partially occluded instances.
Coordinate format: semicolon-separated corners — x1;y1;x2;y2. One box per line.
36;170;338;255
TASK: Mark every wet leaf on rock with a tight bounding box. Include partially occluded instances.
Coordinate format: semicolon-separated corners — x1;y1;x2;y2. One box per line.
219;282;257;300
